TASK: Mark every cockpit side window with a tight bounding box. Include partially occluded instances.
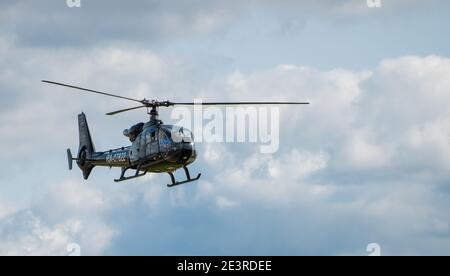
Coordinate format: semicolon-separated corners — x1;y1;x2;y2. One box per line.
158;129;170;142
159;125;193;143
172;127;193;143
158;129;172;153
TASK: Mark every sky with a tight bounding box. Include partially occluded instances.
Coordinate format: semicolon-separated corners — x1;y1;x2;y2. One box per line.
1;0;450;255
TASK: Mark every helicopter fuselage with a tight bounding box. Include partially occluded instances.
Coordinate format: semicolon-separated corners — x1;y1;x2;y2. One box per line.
69;112;200;187
86;122;197;174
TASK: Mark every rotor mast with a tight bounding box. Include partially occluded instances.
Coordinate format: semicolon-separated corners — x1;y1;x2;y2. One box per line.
148;105;162;125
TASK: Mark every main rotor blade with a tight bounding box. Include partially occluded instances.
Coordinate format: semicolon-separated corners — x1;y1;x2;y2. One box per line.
42;80;143;103
106;106;146;115
172;102;310;106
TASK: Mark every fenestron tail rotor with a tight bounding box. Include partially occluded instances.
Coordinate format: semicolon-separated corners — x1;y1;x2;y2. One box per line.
42;80;310;116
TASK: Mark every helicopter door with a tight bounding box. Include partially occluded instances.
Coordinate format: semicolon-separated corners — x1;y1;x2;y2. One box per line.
158;129;171;156
129;133;142;162
137;133;146;159
145;130;159;158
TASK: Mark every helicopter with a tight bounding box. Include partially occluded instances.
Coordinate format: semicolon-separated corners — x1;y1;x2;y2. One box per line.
42;80;309;187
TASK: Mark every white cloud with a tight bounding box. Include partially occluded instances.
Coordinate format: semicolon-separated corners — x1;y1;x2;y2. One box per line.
0;211;81;256
37;179;110;219
198;149;332;206
213;55;450;177
0;0;449;256
0;0;244;47
0;40;182;163
2;28;450;254
268;150;329;179
0;179;117;256
0;199;15;220
190;54;450;254
407;118;450;163
216;196;239;209
0;210;114;256
344;128;392;169
1;0;436;50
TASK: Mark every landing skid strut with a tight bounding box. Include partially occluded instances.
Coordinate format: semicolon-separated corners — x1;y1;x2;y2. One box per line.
167;166;201;187
114;165;201;186
114;165;148;182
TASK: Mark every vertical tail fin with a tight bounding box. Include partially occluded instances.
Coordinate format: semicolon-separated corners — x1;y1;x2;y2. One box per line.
78;112;95;153
77;112;95;180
